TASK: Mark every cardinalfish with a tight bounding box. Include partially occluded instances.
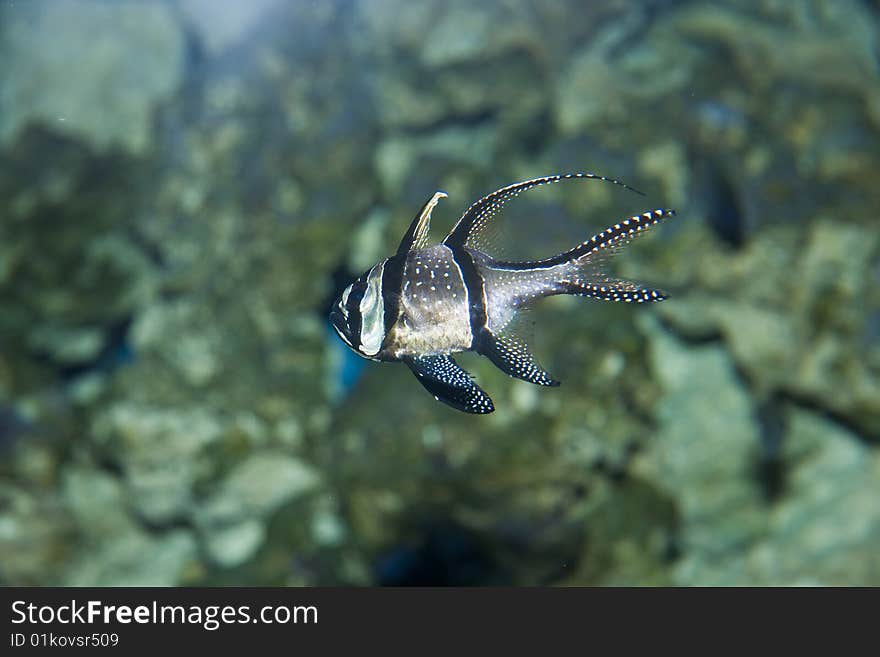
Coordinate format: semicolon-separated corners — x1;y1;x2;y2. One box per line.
329;173;675;414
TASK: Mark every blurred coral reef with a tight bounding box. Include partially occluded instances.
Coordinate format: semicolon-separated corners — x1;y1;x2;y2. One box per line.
0;0;877;585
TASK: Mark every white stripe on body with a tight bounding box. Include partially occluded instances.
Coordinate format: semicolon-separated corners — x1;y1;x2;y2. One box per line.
358;260;386;356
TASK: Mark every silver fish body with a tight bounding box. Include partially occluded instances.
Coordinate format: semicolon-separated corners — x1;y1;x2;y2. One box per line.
330;174;676;414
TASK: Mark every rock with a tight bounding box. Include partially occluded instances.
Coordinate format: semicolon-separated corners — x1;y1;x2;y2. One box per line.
180;0;282;56
213;452;321;517
634;319;766;585
0;483;71;585
658;221;880;438
63;528;197;587
131;300;222;387
636;318;880;584
555;9;690;135
0;0;183;155
202;520;266;569
27;325;105;366
195;452;321;567
667;2;878;96
746;408;880;584
375;125;500;198
0;134;157;390
93;403;222;524
62;466;131;537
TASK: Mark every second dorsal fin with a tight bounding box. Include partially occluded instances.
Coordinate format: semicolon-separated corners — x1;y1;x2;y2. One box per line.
396;191;447;255
442;172;642;249
475;329;560;387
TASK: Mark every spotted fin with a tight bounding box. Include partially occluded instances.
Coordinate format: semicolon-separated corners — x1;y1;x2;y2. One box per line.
566;208;676;265
396;191;447;255
404;354;495;414
442;172;642;249
556;279;667;303
476;330;560;387
495;208;676;271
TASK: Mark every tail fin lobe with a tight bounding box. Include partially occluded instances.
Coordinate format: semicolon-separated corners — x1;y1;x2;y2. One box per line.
566;208;675;265
556;279;668;303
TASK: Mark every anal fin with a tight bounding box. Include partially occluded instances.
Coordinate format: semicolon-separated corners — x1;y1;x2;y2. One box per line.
404;354;495;414
476;330;560;387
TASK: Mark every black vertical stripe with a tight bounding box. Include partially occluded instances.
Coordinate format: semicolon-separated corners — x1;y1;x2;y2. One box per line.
345;283;364;347
381;254;407;338
448;245;488;347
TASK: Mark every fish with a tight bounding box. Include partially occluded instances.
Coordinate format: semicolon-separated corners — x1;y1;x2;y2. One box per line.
329;173;676;414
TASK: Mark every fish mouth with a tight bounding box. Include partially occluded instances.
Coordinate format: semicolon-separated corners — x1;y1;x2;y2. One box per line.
328;307;351;347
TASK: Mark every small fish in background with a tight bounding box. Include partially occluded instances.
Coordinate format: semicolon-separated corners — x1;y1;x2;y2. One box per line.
329;173;676;414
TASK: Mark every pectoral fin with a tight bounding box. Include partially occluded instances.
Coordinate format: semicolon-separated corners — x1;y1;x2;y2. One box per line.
404;354;495;414
475;330;560;387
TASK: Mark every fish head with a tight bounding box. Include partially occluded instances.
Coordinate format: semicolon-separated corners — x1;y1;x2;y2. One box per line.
330;275;367;353
329;260;387;358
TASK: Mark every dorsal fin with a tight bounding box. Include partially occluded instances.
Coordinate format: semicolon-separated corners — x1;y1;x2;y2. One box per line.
396;191;447;255
442;172;643;249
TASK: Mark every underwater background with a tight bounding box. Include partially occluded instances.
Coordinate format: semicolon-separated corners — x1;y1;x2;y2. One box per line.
1;0;878;586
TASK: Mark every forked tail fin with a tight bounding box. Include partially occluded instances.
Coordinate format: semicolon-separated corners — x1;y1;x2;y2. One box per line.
548;208;676;302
